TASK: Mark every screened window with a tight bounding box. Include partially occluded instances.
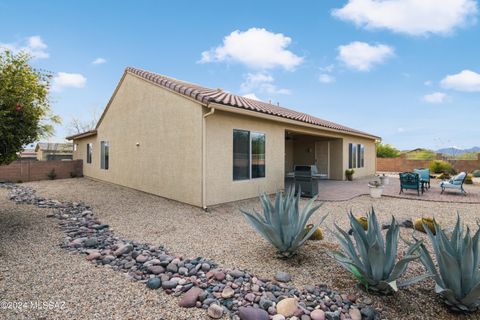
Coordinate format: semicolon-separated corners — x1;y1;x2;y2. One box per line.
349;143;365;169
233;130;266;180
251;132;266;178
233;130;250;180
100;141;109;170
358;144;365;168
86;143;92;164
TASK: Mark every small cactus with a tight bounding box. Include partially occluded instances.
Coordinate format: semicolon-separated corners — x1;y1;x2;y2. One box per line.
305;224;323;240
414;217;436;235
356;216;368;230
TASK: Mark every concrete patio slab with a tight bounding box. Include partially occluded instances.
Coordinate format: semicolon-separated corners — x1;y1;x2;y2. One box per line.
288;177;480;203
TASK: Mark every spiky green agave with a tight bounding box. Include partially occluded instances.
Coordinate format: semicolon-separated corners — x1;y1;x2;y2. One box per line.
240;187;327;259
330;208;427;294
415;216;480;313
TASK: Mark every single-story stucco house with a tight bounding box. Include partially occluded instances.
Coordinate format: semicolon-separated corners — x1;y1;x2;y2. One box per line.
67;67;380;208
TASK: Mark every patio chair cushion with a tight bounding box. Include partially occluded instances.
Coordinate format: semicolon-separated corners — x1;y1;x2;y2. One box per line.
440;172;467;191
414;168;430;182
451;172;466;185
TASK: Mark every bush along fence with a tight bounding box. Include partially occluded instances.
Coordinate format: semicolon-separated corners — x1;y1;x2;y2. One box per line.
0;160;83;182
377;153;480;173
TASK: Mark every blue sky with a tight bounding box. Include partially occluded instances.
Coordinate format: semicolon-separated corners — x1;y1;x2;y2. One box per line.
1;0;479;150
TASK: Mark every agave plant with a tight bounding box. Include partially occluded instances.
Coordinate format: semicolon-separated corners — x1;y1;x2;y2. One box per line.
241;187;327;259
414;216;480;312
330;208;427;294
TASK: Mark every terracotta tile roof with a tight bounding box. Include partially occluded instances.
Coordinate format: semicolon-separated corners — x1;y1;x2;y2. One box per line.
126;67;379;139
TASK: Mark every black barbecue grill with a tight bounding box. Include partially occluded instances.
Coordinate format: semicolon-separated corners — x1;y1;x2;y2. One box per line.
293;165;319;198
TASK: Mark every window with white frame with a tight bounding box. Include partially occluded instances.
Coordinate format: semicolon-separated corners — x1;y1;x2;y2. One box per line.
86;143;93;164
100;141;109;170
349;143;365;168
233;129;265;180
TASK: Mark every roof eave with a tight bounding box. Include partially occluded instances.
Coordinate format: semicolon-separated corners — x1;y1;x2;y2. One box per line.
66;130;98;141
209;102;380;141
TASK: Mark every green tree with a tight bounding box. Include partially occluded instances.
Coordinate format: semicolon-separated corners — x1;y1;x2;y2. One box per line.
0;50;60;164
376;142;400;158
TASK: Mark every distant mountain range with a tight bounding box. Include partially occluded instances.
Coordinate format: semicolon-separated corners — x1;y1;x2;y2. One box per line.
436;147;480;155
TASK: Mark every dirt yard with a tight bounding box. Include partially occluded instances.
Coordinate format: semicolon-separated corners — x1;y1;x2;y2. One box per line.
9;178;476;319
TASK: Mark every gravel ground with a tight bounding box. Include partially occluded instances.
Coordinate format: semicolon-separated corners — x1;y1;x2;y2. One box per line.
15;178;480;319
0;187;207;320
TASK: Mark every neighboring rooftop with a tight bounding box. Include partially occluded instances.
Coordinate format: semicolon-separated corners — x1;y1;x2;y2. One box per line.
35;142;73;152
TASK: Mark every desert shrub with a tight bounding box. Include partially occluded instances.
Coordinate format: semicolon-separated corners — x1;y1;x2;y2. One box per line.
345;169;355;181
376;142;401;158
414;216;480;313
241;186;328;259
330;209;426;295
429;160;453;174
465;174;473;185
47;169;57;180
438;172;451;180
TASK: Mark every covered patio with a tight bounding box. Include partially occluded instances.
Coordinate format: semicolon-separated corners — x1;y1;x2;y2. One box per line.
284;130;343;180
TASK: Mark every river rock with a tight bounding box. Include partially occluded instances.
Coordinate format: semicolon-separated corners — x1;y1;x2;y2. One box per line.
179;287;203;308
146;278;161;290
114;244;133;256
147;265;165;274
277;298;298;317
162;280;177;289
310;309;325;320
275;271;292;283
207;303;223;319
238;306;269;320
349;308;362;320
221;286;235;299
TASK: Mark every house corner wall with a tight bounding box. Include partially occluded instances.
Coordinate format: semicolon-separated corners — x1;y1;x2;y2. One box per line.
73;73;203;207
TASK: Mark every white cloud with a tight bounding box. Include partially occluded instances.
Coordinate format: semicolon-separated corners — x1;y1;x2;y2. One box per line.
0;35;49;59
318;73;335;83
424;80;433;86
92;57;107;65
440;70;480;92
423;92;448;103
199;28;303;71
337;41;394;71
52;72;87;91
320;64;335;73
243;93;262;101
240;72;291;95
397;128;405;133
332;0;478;36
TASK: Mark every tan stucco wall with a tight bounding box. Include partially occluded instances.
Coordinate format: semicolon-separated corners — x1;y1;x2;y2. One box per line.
205;110;286;206
329;139;344;180
342;136;376;179
205;109;377;205
285;139;294;173
293;140;315;166
73;73;203;206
